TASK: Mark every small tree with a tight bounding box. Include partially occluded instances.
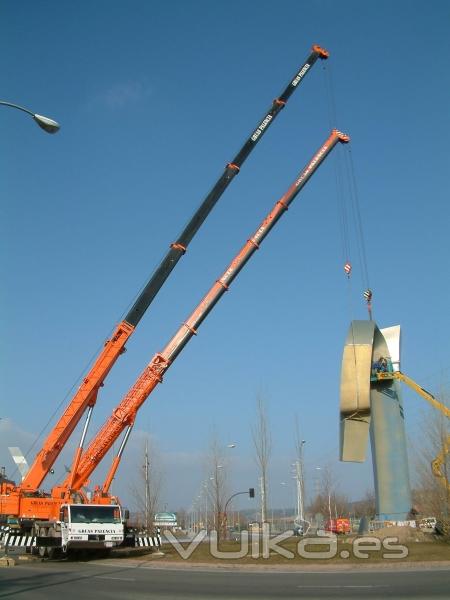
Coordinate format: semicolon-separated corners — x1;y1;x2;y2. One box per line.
352;490;376;518
206;432;228;540
130;437;163;531
412;402;449;518
308;464;350;520
176;507;188;530
252;394;271;525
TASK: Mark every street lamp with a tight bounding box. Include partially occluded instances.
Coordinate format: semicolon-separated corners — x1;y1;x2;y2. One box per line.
0;100;60;133
202;481;209;533
292;440;306;529
280;482;287;525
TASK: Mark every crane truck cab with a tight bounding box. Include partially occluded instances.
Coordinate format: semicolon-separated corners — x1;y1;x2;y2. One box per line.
35;503;125;557
60;503;124;550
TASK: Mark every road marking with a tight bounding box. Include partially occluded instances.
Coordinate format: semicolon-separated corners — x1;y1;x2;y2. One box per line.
96;576;136;581
298;585;389;589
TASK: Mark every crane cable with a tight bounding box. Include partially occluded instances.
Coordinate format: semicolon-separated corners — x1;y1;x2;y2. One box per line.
322;61;373;321
345;146;373;320
322;61;373;417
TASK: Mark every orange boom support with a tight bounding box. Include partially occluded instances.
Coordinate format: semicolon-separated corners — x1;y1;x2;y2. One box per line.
66;130;349;494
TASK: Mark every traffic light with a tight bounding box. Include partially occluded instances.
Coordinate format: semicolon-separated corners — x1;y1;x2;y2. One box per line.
249;487;255;498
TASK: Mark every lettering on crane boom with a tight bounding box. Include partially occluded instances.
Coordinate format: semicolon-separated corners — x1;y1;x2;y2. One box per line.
295;144;329;187
251;114;273;142
292;63;310;87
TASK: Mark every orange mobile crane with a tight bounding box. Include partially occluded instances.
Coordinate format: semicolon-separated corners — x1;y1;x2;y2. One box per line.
61;129;350;502
2;130;349;555
1;46;329;555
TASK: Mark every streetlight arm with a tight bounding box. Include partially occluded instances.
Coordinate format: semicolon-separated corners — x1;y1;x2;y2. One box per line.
0;100;60;133
0;100;35;116
224;490;254;513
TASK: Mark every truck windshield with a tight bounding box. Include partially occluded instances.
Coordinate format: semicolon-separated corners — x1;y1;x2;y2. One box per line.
69;505;121;524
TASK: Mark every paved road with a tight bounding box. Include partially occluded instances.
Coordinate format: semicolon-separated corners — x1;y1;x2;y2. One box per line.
0;560;449;599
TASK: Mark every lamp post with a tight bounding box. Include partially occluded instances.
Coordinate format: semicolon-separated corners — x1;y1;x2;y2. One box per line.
292;440;306;527
202;481;209;533
299;440;306;523
280;482;288;529
0;100;60;133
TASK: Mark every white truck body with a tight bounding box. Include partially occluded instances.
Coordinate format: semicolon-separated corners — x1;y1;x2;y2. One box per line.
34;503;125;555
60;503;124;550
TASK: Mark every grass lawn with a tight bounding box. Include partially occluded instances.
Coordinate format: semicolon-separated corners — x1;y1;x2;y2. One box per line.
153;536;450;565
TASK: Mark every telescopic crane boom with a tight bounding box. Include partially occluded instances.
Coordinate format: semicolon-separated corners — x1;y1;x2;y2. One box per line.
63;129;350;494
20;45;329;492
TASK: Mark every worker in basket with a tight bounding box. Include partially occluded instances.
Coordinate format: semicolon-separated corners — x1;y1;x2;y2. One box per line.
372;356;389;375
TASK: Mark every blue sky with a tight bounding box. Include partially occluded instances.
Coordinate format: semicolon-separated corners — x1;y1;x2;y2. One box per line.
1;0;450;515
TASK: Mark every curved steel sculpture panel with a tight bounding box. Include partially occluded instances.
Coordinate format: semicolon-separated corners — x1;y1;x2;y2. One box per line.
339;320;375;462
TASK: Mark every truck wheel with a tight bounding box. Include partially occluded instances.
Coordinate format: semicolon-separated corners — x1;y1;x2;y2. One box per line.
47;547;63;560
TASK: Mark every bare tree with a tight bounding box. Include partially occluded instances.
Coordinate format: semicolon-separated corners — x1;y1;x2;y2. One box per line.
308;464;350;520
411;402;450;518
130;437;163;531
176;507;188;531
351;489;376;518
252;394;271;525
206;431;228;540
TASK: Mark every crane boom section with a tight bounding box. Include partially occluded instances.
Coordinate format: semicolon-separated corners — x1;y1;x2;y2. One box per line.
66;129;349;491
21;322;133;491
124;45;329;327
21;45;328;492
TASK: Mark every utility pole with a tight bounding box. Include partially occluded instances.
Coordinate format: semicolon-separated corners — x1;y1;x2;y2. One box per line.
292;440;306;527
144;439;150;530
203;481;208;532
299;440;305;522
295;461;302;522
